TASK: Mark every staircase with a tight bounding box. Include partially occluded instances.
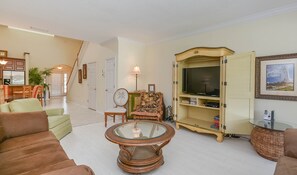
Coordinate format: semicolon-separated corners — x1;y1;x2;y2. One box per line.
66;41;89;95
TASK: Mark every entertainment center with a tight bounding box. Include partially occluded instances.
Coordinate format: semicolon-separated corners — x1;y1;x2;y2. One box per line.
173;47;255;142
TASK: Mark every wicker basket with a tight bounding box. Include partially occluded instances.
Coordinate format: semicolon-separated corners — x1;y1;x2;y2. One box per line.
250;126;284;161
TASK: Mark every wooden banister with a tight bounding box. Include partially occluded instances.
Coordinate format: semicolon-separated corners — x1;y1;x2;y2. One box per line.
66;42;84;89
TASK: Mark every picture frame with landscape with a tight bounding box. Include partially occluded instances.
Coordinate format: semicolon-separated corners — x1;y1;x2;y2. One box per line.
255;53;297;101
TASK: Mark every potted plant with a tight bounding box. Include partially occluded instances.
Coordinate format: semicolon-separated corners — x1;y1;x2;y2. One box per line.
29;67;53;100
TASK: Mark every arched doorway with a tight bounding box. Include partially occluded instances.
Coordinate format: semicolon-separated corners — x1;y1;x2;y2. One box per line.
48;64;72;97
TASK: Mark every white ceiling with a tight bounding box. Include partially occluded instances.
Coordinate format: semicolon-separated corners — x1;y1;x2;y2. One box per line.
1;0;297;44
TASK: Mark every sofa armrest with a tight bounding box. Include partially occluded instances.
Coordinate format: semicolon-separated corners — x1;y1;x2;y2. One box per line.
284;128;297;158
0;111;48;139
41;165;95;175
45;108;64;116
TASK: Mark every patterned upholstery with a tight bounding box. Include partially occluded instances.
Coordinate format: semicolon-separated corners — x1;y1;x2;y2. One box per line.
131;92;164;121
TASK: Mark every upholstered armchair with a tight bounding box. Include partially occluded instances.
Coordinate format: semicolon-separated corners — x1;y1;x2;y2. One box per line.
0;98;72;140
131;92;164;122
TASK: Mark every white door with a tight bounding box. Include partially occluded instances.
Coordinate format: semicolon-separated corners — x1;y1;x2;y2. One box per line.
224;52;255;135
88;62;97;110
50;73;65;96
105;58;116;110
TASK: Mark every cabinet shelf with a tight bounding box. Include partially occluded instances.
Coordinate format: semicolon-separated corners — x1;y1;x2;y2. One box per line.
177;118;219;132
179;103;220;110
179;94;220;101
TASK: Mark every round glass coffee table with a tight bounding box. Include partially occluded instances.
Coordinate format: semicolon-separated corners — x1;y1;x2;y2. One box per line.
250;119;292;161
105;121;175;174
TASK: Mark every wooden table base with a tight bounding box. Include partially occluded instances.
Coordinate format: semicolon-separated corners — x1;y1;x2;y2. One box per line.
117;145;164;174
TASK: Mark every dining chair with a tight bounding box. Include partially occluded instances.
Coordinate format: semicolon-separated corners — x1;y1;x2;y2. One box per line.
104;88;129;127
32;85;44;106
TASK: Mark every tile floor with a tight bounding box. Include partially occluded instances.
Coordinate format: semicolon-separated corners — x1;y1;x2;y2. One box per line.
49;97;276;175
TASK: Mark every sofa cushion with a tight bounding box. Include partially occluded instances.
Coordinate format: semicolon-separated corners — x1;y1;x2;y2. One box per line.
19;159;76;175
41;165;95;175
0;150;69;175
0;111;48;139
285;128;297;159
0;140;61;164
0;124;5;143
9;98;43;112
48;115;70;129
0;131;56;153
274;156;297;175
0;103;10;112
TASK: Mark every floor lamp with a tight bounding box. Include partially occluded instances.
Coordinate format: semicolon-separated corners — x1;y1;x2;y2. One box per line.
132;66;141;91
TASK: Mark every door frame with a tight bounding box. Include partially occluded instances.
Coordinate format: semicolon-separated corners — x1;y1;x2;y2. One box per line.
105;57;116;110
88;62;97;110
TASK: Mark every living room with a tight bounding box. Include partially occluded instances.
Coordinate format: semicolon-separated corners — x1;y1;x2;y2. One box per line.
1;1;297;175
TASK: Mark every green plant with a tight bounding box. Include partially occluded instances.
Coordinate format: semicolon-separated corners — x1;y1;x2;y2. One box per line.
29;67;53;94
29;67;43;85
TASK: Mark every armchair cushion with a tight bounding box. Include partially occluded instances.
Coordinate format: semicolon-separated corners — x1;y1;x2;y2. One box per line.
9;98;43;112
0;103;10;112
48;115;70;129
46;108;64;116
0;111;48;139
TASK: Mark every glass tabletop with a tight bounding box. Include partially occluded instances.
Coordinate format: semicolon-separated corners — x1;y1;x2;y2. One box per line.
114;121;167;140
250;119;292;131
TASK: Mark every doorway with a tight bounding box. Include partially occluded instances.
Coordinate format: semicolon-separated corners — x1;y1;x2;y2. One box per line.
105;58;116;110
49;64;72;97
51;73;67;96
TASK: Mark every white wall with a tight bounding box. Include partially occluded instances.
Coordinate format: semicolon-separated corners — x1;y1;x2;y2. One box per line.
0;25;82;69
118;37;147;91
67;37;147;113
67;42;116;113
145;11;297;125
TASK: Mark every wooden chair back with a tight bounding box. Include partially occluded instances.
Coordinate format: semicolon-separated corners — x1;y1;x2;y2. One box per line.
22;85;32;98
32;85;43;106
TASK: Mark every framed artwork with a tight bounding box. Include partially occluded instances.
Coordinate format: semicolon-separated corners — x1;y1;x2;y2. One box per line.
148;84;155;93
78;69;82;83
0;50;8;57
255;53;297;101
83;64;87;79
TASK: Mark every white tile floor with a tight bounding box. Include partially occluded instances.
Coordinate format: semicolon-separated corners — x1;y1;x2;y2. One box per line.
50;97;276;175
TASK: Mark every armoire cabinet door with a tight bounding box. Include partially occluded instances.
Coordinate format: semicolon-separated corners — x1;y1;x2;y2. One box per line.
224;52;255;135
172;61;178;121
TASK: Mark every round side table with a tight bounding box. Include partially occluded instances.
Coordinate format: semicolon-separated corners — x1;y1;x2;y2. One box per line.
250;119;292;161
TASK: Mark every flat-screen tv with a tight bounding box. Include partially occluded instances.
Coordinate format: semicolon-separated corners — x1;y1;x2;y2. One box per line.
182;66;220;97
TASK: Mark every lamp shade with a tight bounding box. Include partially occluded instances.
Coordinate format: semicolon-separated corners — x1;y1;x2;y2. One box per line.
132;66;141;75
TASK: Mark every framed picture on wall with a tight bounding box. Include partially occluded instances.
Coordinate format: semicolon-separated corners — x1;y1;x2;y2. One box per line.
148;84;155;93
83;64;87;79
78;69;82;83
255;53;297;101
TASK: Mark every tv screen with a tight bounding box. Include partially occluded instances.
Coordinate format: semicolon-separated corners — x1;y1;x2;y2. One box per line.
182;66;220;97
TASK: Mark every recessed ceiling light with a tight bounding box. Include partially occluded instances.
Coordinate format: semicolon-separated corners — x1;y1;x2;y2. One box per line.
57;66;63;69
